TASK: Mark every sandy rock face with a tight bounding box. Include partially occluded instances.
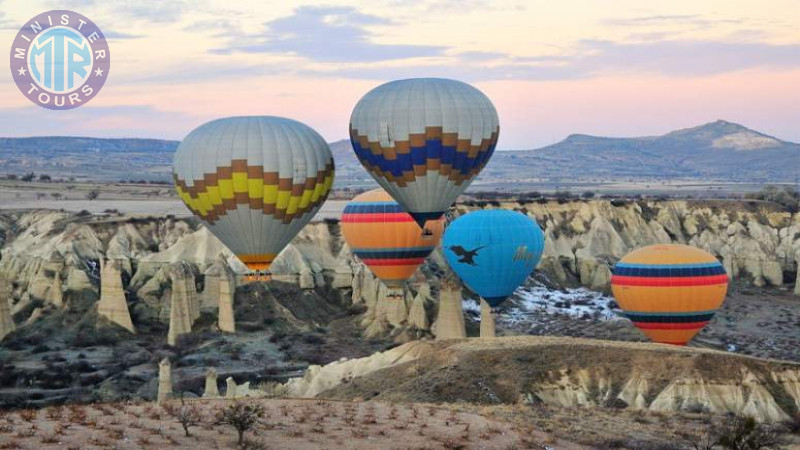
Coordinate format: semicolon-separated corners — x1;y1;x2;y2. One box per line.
48;274;63;308
2;200;800;341
433;278;467;340
0;275;16;340
97;259;135;333
167;262;200;346
217;270;236;333
299;337;800;423
285;341;435;398
407;294;429;331
480;300;496;338
648;369;790;422
157;358;172;404
203;368;220;398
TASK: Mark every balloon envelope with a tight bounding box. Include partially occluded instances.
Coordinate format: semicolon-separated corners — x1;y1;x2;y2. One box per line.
611;244;728;345
342;189;443;288
443;210;544;307
350;78;499;227
173;116;334;272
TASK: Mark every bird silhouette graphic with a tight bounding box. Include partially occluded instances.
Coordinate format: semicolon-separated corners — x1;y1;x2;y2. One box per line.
448;245;486;266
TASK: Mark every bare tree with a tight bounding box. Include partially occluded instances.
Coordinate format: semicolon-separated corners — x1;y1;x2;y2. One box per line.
164;397;203;437
86;189;100;201
683;415;782;450
215;401;264;446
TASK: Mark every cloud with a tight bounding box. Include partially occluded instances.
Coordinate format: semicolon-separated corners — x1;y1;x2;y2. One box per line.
296;38;800;81
0;3;17;31
103;30;143;39
576;39;800;77
603;14;742;28
299;59;581;82
98;0;197;24
455;51;506;62
212;6;446;62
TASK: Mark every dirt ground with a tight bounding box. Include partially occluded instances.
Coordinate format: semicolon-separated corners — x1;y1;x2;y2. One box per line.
453;402;800;449
0;398;582;450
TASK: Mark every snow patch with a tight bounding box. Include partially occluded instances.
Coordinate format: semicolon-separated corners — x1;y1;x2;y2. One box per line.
501;285;623;326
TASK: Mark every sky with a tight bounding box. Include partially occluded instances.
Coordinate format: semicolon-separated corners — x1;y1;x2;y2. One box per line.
1;0;799;149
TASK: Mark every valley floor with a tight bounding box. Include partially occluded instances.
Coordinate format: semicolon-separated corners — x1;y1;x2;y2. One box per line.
0;398;580;450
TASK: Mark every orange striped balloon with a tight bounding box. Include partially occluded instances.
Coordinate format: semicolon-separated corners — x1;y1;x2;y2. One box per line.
611;244;728;345
342;189;443;291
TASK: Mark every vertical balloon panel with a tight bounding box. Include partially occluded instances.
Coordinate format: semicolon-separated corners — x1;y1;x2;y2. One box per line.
173;116;334;273
443;210;545;307
611;244;728;345
350;78;499;227
342;189;444;291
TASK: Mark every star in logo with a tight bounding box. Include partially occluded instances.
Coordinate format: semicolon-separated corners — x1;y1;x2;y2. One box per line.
94;68;104;77
17;67;26;76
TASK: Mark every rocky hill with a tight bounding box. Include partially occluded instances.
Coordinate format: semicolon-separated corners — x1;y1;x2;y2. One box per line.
298;337;800;423
3;121;799;185
1;198;800;407
481;120;800;183
0;137;176;182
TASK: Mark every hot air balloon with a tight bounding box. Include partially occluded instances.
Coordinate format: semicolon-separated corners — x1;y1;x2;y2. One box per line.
443;210;544;308
342;189;443;296
173;116;334;279
349;78;499;228
611;244;729;346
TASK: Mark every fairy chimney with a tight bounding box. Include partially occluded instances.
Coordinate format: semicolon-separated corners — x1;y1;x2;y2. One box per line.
480;299;496;338
218;271;235;333
0;275;16;340
433;276;466;340
97;259;135;333
203;367;220;398
157;358;172;404
167;264;199;346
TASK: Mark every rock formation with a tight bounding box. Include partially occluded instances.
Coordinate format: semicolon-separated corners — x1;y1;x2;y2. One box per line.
218;270;235;333
433;278;466;340
0;275;16;340
201;254;232;310
236;381;252;397
48;274;63;308
157;358;172;404
407;294;429;331
298;336;800;423
203;367;220;398
97;259;135;333
24;308;43;325
480;300;496;338
4;200;800;342
286;341;435;398
226;377;237;399
167;263;199;346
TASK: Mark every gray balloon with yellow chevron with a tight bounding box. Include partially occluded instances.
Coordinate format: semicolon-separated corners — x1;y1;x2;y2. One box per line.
173;116;334;272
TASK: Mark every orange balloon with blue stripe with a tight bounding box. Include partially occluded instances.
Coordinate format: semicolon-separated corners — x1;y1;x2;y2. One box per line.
611;244;728;346
342;189;443;291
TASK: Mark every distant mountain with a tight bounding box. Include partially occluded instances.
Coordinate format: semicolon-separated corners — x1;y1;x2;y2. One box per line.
1;120;798;185
0;136;178;182
481;120;800;183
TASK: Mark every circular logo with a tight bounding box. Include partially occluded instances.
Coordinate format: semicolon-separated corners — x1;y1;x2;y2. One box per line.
9;10;110;110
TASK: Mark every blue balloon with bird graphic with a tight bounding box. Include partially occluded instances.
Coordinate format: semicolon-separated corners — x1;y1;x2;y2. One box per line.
443;210;545;307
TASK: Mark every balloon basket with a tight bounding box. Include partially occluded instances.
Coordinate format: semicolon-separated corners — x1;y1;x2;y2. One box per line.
244;271;272;283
